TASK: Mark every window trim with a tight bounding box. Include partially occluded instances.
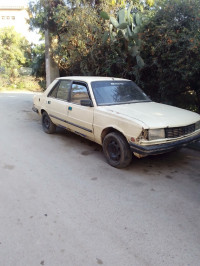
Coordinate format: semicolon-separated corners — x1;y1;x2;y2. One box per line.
47;79;73;102
47;80;60;98
47;79;94;106
69;81;93;106
47;80;59;98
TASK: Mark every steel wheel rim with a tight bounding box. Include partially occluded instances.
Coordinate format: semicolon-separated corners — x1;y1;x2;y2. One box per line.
107;140;121;161
43;115;50;129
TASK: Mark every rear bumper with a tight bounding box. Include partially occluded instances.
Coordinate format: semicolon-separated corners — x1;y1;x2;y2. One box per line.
129;133;200;156
32;105;39;113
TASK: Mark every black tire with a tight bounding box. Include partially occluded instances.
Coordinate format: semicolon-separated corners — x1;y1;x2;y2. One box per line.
103;132;132;168
42;111;56;134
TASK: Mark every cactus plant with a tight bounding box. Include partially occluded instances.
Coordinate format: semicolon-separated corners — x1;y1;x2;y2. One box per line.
100;5;144;69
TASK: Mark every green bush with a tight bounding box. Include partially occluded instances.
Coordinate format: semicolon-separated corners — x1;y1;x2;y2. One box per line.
139;0;200;113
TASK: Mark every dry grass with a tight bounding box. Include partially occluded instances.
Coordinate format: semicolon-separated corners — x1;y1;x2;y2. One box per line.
0;76;43;92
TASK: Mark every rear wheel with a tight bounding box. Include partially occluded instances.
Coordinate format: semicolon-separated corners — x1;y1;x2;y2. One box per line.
103;132;132;168
42;111;56;134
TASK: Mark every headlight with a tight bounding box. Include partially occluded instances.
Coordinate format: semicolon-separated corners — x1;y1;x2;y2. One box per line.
196;121;200;130
148;129;165;140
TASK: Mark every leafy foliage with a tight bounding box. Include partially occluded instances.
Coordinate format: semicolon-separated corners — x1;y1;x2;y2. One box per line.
51;0;152;76
52;5;103;71
139;0;200;112
28;0;200;112
100;5;145;70
31;43;46;78
28;0;66;33
0;27;30;79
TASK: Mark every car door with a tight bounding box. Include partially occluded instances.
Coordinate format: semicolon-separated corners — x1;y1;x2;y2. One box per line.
45;79;72;129
67;81;94;140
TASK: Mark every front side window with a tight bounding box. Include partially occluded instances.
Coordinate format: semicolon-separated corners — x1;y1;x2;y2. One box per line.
70;83;90;105
91;80;150;106
48;80;71;101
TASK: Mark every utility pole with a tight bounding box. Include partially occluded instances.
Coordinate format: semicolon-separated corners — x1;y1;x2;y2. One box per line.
44;0;59;87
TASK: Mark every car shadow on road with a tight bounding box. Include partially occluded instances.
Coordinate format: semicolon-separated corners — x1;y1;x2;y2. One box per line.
55;126;103;152
54;127;200;179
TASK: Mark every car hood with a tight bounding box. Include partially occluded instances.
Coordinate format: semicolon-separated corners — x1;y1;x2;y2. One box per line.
102;102;200;128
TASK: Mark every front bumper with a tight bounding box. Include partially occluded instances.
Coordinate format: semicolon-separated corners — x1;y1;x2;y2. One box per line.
129;133;200;156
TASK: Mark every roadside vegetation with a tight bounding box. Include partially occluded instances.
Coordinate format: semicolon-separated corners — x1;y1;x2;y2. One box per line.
0;76;43;92
27;0;200;113
0;27;43;92
0;0;199;112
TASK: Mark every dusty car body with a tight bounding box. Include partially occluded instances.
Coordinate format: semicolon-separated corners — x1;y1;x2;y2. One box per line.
33;76;200;168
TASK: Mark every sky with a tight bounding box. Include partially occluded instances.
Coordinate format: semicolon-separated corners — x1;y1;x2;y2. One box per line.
0;0;27;6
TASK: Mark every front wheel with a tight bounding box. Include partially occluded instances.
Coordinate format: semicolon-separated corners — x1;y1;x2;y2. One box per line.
103;132;132;168
42;111;56;134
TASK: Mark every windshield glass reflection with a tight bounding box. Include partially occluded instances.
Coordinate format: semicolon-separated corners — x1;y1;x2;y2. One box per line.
91;80;150;106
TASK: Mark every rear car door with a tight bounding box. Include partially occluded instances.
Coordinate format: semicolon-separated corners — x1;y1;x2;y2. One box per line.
67;81;94;140
45;79;72;129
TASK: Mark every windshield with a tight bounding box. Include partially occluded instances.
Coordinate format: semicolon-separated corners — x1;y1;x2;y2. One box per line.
91;80;150;106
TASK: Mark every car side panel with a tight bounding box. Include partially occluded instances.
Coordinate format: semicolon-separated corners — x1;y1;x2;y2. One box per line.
67;103;94;141
93;108;144;145
45;98;71;129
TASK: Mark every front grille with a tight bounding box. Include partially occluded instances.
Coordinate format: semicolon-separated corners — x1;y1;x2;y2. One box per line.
165;124;195;138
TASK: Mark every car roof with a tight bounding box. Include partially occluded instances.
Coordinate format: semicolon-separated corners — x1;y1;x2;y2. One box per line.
56;76;130;83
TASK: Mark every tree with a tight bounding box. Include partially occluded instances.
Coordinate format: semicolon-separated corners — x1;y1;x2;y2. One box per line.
51;4;104;72
27;0;153;78
0;27;29;78
28;0;66;34
52;0;154;76
28;0;65;85
139;0;200;112
31;43;45;78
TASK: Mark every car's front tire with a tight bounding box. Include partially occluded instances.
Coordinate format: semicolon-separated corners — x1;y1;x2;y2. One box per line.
103;132;132;168
42;111;56;134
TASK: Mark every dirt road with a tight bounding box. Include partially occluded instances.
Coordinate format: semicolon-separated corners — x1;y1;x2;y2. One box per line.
0;92;200;266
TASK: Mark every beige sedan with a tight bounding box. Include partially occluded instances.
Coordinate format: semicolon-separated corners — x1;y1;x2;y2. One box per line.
33;76;200;168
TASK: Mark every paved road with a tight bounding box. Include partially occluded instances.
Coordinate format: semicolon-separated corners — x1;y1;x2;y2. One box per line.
0;92;200;266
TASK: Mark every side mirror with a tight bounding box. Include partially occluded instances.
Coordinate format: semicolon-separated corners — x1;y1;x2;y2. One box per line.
80;99;93;107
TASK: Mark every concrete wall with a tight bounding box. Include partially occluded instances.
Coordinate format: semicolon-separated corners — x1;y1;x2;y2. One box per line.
0;7;35;43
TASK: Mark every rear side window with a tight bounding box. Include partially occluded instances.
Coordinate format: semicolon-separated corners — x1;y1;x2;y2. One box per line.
49;84;58;98
70;83;90;105
49;80;71;101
